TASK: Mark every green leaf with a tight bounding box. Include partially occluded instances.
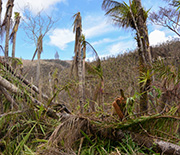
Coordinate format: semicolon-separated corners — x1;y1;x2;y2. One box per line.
14;123;37;155
80;130;93;145
24;144;35;155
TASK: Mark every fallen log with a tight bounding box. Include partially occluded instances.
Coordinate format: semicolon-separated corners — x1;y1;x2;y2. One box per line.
0;75;19;93
42;115;180;155
0;75;65;119
131;132;180;155
0;110;23;118
154;139;180;154
0;58;71;114
0;86;18;110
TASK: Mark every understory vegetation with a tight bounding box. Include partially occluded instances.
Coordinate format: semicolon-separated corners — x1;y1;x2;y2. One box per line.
0;0;180;154
0;39;179;154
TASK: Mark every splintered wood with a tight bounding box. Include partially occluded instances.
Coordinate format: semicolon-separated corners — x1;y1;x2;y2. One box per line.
112;97;126;120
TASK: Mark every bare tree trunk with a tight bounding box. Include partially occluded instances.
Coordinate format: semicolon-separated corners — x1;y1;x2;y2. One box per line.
5;18;10;58
0;75;64;119
82;45;86;103
5;0;14;59
11;12;20;58
0;0;2;26
0;75;19;93
77;38;84;113
37;50;42;102
36;50;41;83
12;31;16;58
10;13;21;58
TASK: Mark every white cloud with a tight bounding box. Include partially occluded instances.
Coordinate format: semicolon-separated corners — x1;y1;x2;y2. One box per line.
91;36;131;46
109;40;135;55
49;15;117;50
84;21;113;38
2;0;66;14
49;28;74;50
91;38;114;46
149;30;172;46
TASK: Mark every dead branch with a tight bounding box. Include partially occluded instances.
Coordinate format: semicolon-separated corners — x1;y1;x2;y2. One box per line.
0;85;18;109
0;75;19;93
0;74;66;119
44;115;180;154
154;139;180;154
0;58;71;114
0;110;23;118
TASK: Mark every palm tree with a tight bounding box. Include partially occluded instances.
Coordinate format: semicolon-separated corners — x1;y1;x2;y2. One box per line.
102;0;151;113
10;12;21;58
1;0;14;59
72;12;84;113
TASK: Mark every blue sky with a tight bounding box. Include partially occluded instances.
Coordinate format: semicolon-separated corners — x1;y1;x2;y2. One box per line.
0;0;178;60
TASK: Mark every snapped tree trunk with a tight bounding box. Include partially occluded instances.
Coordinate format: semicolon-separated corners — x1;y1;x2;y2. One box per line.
0;85;18;110
0;75;62;119
5;16;10;58
82;44;86;103
73;12;84;114
77;35;84;113
11;14;20;58
4;0;14;59
12;32;16;58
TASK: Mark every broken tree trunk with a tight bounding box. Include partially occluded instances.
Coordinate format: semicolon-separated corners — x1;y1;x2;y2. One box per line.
130;132;180;155
0;74;66;119
112;91;127;120
0;86;18;110
0;75;19;93
112;101;124;120
0;58;71;114
44;115;180;155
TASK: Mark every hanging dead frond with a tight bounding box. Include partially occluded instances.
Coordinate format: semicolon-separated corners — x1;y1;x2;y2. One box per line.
72;12;82;33
85;41;101;69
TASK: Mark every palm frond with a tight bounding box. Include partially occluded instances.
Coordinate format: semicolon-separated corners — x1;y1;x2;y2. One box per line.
72;12;82;33
102;0;149;30
85;62;97;75
102;0;122;10
84;41;101;67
